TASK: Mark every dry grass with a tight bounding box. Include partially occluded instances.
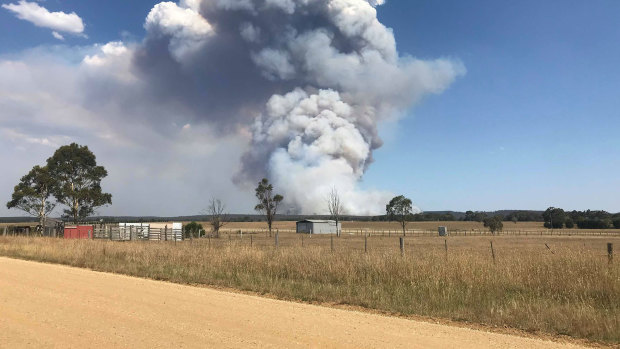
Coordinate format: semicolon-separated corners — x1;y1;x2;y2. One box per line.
0;234;618;344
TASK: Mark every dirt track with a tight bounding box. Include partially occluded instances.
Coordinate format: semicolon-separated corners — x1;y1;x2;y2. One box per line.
0;257;586;348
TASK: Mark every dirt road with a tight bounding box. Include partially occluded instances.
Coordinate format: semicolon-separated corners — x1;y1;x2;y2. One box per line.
0;257;585;348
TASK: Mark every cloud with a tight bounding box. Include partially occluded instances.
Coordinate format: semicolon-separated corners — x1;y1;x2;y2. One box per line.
0;128;69;148
2;1;84;35
52;31;64;40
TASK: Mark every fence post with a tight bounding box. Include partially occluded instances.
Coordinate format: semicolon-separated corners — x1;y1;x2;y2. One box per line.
164;226;168;241
364;234;368;254
608;243;614;264
545;243;554;254
444;239;448;256
331;235;334;252
301;234;304;247
129;226;134;241
250;235;253;248
399;237;404;256
490;241;496;264
3;227;6;236
275;232;279;248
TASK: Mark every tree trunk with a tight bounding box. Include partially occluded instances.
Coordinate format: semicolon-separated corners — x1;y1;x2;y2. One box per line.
39;196;46;236
268;220;272;238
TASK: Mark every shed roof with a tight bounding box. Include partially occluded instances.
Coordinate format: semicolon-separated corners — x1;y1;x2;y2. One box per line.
297;219;338;224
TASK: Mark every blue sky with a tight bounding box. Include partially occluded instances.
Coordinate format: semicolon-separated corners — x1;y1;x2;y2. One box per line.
1;0;619;216
366;0;620;212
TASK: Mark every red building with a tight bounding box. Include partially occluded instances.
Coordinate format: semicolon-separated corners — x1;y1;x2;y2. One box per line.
64;225;94;239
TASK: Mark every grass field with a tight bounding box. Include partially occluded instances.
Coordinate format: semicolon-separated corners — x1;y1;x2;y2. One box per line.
0;232;618;344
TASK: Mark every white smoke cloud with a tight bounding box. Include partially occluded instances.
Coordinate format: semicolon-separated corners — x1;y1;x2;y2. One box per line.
144;1;214;62
0;0;463;216
252;89;392;214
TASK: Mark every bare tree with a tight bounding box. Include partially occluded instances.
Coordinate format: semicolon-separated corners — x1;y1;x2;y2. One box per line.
326;187;344;237
255;178;283;237
207;198;228;238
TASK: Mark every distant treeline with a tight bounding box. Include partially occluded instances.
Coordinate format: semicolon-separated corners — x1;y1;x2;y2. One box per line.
2;209;619;229
541;208;620;229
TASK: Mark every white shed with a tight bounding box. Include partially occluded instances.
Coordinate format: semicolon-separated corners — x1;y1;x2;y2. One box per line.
296;220;341;235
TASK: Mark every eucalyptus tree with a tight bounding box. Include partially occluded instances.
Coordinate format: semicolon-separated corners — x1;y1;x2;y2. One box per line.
254;178;283;237
386;195;413;236
6;165;56;231
47;143;112;224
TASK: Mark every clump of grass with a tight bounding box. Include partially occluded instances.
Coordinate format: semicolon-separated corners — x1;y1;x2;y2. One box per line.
0;236;618;343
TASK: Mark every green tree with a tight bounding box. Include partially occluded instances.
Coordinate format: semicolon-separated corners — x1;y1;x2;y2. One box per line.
6;165;56;231
254;178;283;237
386;195;413;236
184;222;203;239
543;207;566;229
483;215;503;235
47;143;112;224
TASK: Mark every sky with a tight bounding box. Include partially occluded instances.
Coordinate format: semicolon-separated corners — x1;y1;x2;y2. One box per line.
0;0;618;217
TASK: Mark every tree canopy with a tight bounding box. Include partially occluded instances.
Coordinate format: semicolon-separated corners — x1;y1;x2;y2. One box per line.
6;165;56;229
254;178;283;236
483;215;504;234
386;195;413;236
47;143;112;223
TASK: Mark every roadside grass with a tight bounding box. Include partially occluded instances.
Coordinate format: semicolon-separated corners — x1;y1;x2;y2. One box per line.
0;235;618;344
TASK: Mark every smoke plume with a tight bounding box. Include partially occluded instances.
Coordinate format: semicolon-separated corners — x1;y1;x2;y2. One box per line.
134;0;464;214
0;0;464;216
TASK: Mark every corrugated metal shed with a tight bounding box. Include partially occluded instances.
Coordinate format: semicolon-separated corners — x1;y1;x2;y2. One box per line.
64;225;94;239
296;220;341;235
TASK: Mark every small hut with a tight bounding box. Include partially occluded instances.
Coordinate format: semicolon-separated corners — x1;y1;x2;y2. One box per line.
296;220;341;235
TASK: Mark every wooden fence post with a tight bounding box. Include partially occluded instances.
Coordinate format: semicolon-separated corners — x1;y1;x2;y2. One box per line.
444;239;448;255
275;232;279;248
608;243;614;264
545;243;554;254
164;226;168;242
331;235;334;252
490;241;496;264
301;234;304;247
129;226;134;241
399;237;404;256
364;234;368;254
3;227;6;236
250;235;253;248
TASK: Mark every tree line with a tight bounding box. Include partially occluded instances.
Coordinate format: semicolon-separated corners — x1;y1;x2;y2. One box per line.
542;207;620;229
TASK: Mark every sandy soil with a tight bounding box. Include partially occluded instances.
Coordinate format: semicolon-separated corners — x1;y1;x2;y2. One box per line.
0;257;587;349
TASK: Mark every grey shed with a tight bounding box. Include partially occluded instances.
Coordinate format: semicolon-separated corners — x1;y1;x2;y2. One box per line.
296;220;341;235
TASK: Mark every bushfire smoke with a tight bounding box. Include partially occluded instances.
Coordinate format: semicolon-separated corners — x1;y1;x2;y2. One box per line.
1;0;464;215
139;0;464;214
